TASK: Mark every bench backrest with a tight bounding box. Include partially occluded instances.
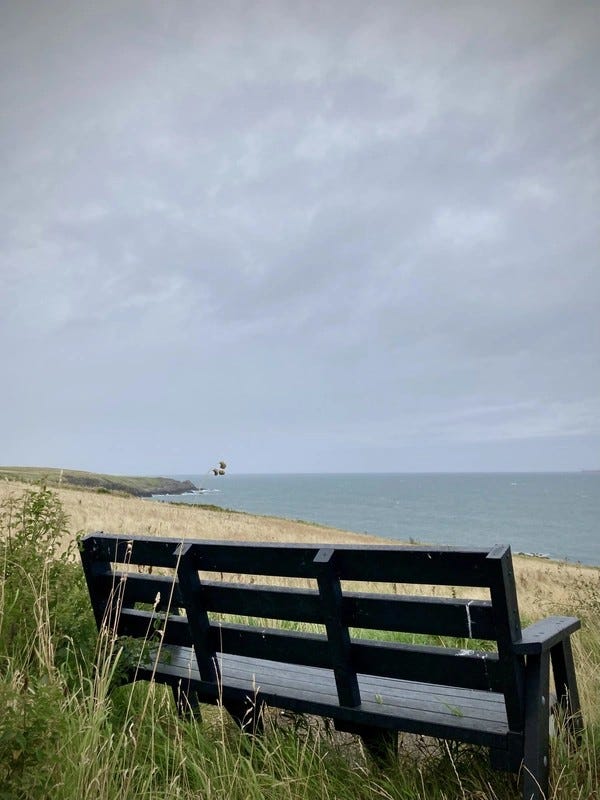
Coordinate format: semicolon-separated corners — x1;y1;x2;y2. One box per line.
80;533;525;729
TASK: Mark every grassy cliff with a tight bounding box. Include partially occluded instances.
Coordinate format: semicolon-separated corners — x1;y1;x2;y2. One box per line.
0;466;198;496
0;482;598;799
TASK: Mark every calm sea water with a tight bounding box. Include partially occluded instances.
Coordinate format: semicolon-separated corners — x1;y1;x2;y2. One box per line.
152;473;600;567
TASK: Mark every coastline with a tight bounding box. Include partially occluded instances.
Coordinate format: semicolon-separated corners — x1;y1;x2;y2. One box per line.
0;466;197;497
1;478;597;620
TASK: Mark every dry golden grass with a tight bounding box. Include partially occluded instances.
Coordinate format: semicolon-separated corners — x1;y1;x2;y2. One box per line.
1;478;597;620
0;479;376;544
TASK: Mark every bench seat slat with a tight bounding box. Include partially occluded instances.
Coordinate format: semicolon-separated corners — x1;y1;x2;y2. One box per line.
166;646;506;721
130;648;510;745
164;648;507;723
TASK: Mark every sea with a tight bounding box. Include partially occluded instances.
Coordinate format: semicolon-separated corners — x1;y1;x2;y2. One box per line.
150;473;600;567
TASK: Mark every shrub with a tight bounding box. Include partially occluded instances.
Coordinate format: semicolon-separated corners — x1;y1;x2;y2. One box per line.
0;485;96;677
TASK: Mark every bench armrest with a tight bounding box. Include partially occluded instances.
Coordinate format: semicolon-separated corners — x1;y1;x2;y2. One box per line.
512;615;581;655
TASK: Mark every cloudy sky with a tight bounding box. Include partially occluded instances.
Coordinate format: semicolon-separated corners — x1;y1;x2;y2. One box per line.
2;1;599;475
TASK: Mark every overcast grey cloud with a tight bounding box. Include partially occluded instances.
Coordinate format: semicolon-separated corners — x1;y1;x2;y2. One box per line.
2;0;599;474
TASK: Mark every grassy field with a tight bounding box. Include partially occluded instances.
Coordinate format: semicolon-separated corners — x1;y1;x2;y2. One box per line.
0;466;198;497
0;480;598;799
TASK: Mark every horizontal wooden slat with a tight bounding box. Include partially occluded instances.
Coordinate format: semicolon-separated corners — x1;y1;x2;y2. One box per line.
164;648;506;722
227;627;501;692
130;648;510;748
101;571;496;640
83;534;180;568
344;593;495;639
177;541;494;586
98;572;183;610
350;638;501;691
117;608;192;646
115;610;500;691
82;534;496;585
201;581;319;621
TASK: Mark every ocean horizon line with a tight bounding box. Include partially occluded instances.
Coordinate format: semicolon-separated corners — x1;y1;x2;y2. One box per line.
170;469;598;479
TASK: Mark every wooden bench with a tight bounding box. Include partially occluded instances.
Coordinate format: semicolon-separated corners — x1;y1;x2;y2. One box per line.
80;533;583;800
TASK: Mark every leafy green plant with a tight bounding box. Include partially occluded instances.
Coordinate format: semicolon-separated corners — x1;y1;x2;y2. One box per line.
0;485;96;677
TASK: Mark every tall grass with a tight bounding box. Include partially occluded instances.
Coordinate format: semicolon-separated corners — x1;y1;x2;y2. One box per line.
0;485;598;799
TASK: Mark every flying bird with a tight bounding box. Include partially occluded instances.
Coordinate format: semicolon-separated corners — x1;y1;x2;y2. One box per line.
210;461;227;476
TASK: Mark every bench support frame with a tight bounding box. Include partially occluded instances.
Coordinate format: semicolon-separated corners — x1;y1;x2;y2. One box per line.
80;533;583;800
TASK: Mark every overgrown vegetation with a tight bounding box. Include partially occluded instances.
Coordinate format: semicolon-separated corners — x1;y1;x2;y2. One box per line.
0;486;598;799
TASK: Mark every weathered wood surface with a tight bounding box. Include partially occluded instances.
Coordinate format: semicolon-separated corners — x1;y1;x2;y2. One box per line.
80;532;583;800
98;571;497;638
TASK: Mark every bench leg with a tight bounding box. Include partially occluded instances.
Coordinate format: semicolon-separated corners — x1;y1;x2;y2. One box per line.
223;698;265;734
522;652;550;800
172;682;202;719
490;732;523;773
551;638;583;742
359;727;398;764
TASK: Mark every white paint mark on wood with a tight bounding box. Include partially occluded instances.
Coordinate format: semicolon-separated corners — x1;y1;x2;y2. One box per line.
466;600;474;638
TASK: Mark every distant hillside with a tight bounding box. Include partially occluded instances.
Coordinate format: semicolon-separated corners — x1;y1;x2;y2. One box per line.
0;467;198;497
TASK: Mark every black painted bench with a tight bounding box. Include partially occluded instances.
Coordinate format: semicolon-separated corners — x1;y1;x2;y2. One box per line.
80;533;583;800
